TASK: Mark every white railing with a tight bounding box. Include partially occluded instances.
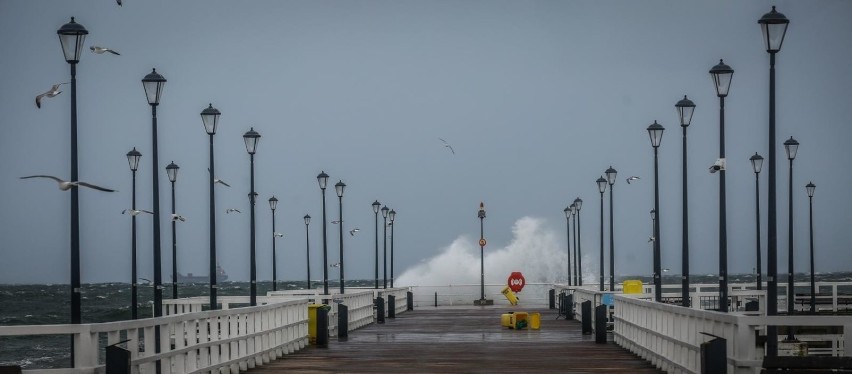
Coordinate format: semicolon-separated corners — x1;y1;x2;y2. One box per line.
375;288;410;316
408;283;552;307
613;294;852;374
265;289;379;336
0;298;309;374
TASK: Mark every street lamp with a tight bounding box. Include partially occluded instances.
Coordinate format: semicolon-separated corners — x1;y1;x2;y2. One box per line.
317;171;330;295
647;120;665;302
570;203;578;286
381;206;389;288
269;196;278;291
166;161;179;300
676;95;695;307
605;166;617;290
784;136;799;327
806;181;816;314
304;214;311;290
372;201;381;289
574;197;583;286
57;17;88;338
335;180;346;294
596;177;607;291
759;6;790;356
475;202;490;305
563;205;572;286
243;128;261;306
750;153;765;291
141;68;166;322
389;209;396;288
710;59;733;312
126;147;141;319
201;103;221;310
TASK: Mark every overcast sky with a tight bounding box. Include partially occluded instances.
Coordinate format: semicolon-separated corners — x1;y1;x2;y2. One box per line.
1;0;851;285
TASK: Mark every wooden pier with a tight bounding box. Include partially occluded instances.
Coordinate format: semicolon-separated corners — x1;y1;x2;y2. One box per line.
250;306;662;373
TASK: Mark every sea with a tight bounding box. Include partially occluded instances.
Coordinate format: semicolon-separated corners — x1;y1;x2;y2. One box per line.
1;274;850;369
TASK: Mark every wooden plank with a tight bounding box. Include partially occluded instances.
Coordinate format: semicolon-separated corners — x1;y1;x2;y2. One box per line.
249;307;662;373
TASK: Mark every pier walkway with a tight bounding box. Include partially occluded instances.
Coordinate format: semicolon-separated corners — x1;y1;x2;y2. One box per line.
250;306;662;373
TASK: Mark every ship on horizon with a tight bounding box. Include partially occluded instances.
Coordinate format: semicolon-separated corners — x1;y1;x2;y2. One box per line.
177;265;228;283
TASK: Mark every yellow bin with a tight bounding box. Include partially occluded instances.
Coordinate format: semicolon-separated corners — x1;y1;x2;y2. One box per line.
529;312;541;330
510;311;528;329
501;313;513;328
501;286;519;305
308;304;323;344
623;280;643;294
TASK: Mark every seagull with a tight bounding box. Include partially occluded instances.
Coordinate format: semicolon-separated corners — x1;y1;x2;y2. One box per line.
35;83;67;108
123;209;154;216
626;176;641;184
116;0;122;6
330;263;340;268
208;168;231;187
331;220;342;224
225;208;241;214
20;175;116;192
170;214;186;222
349;228;360;236
648;236;655;243
438;138;455;155
663;268;670;273
89;46;120;55
274;232;284;238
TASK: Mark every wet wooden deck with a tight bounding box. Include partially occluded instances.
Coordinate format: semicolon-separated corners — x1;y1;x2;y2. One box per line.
251;306;662;373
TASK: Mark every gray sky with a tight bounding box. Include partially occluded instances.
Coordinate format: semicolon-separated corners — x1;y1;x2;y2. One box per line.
1;0;851;284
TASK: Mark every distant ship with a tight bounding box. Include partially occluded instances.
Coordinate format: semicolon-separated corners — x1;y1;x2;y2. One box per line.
177;265;228;283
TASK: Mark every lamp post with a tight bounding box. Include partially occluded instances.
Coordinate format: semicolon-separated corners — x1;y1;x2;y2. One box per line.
166;161;179;300
126;148;141;318
647;121;665;302
710;59;733;312
372;201;381;289
806;182;816;313
201;104;221;310
574;198;583;286
570;204;578;286
243;128;261;305
335;181;346;294
759;6;790;356
676;95;695;307
605;167;617;290
57;19;88;343
141;68;166;323
784;137;799;332
563;206;572;285
317;171;330;295
597;177;607;291
382;206;389;288
304;214;311;289
751;153;765;291
269;196;278;291
475;202;489;305
389;209;396;288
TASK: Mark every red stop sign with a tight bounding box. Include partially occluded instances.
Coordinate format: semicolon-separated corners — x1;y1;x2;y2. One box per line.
507;272;526;293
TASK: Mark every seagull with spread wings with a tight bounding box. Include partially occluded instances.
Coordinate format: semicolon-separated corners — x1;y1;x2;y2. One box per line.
626;176;641;184
90;46;120;55
21;175;115;192
35;83;67;108
123;209;154;216
439;138;455;155
349;228;360;236
170;214;186;222
225;208;241;214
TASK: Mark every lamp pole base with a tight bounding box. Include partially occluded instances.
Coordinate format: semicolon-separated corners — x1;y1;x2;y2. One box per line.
474;299;494;306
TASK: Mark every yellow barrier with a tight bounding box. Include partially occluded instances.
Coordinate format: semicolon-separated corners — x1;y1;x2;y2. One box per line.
501;286;519;305
529;312;541;330
623;280;643;294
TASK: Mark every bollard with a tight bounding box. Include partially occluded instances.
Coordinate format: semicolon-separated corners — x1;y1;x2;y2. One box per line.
581;300;592;335
407;291;414;311
376;297;385;324
388;295;396;318
105;340;131;374
549;289;556;309
700;334;726;374
316;306;329;347
595;305;607;344
434;292;438;307
338;303;349;339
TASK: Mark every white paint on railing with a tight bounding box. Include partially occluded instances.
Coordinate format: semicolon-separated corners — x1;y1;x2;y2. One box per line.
408;283;552;307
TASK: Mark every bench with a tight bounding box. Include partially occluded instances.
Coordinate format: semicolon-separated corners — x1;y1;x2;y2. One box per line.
762;356;852;373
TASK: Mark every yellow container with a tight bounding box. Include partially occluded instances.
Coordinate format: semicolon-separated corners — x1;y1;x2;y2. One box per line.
623;280;643;294
509;311;528;329
501;286;519;305
308;304;323;344
529;312;541;330
501;313;513;328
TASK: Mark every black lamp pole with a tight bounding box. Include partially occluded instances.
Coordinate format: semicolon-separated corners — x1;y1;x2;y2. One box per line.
596;177;607;291
784;136;799;341
605;167;617;290
372;201;381;289
647;121;665;303
806;182;816;313
563;206;572;286
574;198;583;286
141;68;166;321
243;128;261;306
759;6;790;356
570;204;578;286
304;214;311;289
335;181;346;294
710;59;733;312
269;197;278;291
676;95;695;307
390;209;397;288
478;202;486;301
126;148;141;318
751;153;765;291
166;161;179;300
317;171;330;295
382;206;389;288
201;104;221;310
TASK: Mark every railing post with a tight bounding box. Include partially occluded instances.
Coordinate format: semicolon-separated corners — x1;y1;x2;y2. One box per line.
388;295;396;319
595;304;607;344
407;291;414;311
376;296;385;324
581;300;592;335
549;289;556;309
434;292;438;307
338;303;349;339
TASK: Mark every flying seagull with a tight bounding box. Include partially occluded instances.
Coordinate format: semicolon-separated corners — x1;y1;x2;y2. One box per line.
208;168;231;187
116;0;122;6
123;209;154;216
35;83;67;108
170;214;186;222
20;175;115;192
438;138;455;155
331;220;342;224
90;46;120;55
626;176;641;184
648;236;655;243
349;228;360;236
274;232;284;238
225;208;241;214
330;262;341;268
